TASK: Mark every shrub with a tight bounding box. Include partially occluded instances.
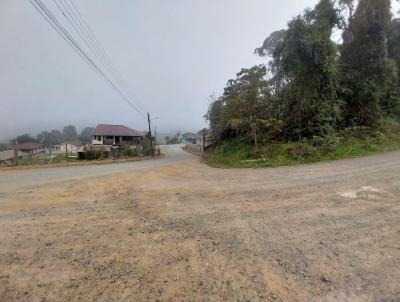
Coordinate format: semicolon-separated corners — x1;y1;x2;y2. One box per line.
126;147;139;157
310;134;340;154
287;141;319;160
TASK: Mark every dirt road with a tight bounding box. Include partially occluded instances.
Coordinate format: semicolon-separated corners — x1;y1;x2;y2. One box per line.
0;144;193;192
0;149;399;301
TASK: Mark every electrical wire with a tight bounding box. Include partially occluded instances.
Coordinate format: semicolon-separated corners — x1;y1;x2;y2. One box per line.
29;0;147;119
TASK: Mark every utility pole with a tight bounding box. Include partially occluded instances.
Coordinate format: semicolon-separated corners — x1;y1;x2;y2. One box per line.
147;112;153;156
13;141;18;166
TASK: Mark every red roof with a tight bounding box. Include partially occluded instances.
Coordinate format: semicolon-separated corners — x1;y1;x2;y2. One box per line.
91;124;144;137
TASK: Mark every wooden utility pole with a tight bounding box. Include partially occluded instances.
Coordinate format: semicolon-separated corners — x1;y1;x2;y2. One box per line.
147;112;153;156
13;141;18;166
65;143;68;161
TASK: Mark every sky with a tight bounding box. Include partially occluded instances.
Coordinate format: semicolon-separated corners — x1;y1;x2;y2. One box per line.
0;0;399;142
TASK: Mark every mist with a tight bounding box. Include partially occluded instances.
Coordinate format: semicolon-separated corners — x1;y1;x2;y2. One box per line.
1;0;398;142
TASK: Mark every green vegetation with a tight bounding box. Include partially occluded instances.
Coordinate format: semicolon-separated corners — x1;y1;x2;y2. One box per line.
205;0;400;168
206;119;400;168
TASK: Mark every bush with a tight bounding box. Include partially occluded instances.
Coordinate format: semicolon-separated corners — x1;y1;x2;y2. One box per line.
287;141;319;160
310;134;340;154
126;147;139;157
85;149;102;160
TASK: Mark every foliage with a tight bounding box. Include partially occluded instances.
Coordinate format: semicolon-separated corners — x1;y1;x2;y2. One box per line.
62;125;78;141
206;119;400;168
11;134;38;144
79;127;94;143
208;0;343;144
204;0;400;167
339;0;397;126
126;147;139;157
119;144;139;157
37;130;64;145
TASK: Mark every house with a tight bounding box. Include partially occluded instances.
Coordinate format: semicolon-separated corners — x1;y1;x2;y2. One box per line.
0;150;28;166
17;142;45;155
46;143;79;154
91;124;144;146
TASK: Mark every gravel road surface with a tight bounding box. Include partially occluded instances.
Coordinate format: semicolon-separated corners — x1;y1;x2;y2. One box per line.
0;149;399;301
0;144;193;193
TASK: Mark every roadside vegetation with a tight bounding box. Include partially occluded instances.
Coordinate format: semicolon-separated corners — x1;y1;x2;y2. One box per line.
207;119;400;168
205;0;400;168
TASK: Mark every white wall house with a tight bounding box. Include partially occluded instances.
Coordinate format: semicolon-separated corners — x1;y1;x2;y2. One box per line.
91;124;144;146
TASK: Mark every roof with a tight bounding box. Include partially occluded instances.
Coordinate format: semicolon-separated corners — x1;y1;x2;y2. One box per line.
0;150;28;161
17;142;44;150
91;124;144;137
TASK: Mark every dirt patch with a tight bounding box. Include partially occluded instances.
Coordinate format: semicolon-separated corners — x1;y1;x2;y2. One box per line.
0;152;400;301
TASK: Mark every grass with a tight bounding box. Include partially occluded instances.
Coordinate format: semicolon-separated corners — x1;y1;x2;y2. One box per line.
205;119;400;168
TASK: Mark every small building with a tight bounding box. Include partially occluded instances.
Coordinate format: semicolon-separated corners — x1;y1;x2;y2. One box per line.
0;150;28;166
17;142;45;155
91;124;144;146
59;143;79;153
46;143;79;154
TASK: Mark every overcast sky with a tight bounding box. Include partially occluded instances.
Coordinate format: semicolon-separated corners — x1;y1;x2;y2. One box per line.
1;0;399;141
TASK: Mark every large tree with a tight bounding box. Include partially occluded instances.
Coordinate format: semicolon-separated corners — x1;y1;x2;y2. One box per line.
79;127;94;143
256;0;343;140
37;130;65;145
339;0;395;125
62;125;78;141
388;18;400;84
207;65;281;149
11;134;38;144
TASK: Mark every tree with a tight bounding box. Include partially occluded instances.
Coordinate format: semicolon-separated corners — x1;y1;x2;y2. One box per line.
388;18;400;85
37;130;65;145
339;0;395;126
205;0;399;150
206;65;280;149
205;97;224;139
10;134;38;144
386;17;400;118
79;127;94;143
256;0;343;140
62;125;78;141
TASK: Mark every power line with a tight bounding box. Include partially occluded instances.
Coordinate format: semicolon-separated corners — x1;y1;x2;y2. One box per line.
60;0;146;113
29;0;147;119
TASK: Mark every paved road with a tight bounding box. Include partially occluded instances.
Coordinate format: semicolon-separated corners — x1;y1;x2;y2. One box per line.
0;144;194;193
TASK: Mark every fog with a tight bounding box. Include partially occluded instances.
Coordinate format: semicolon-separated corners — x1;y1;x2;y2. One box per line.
1;0;398;142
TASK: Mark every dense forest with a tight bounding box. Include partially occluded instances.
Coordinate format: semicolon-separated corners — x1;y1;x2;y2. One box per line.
206;0;400;166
